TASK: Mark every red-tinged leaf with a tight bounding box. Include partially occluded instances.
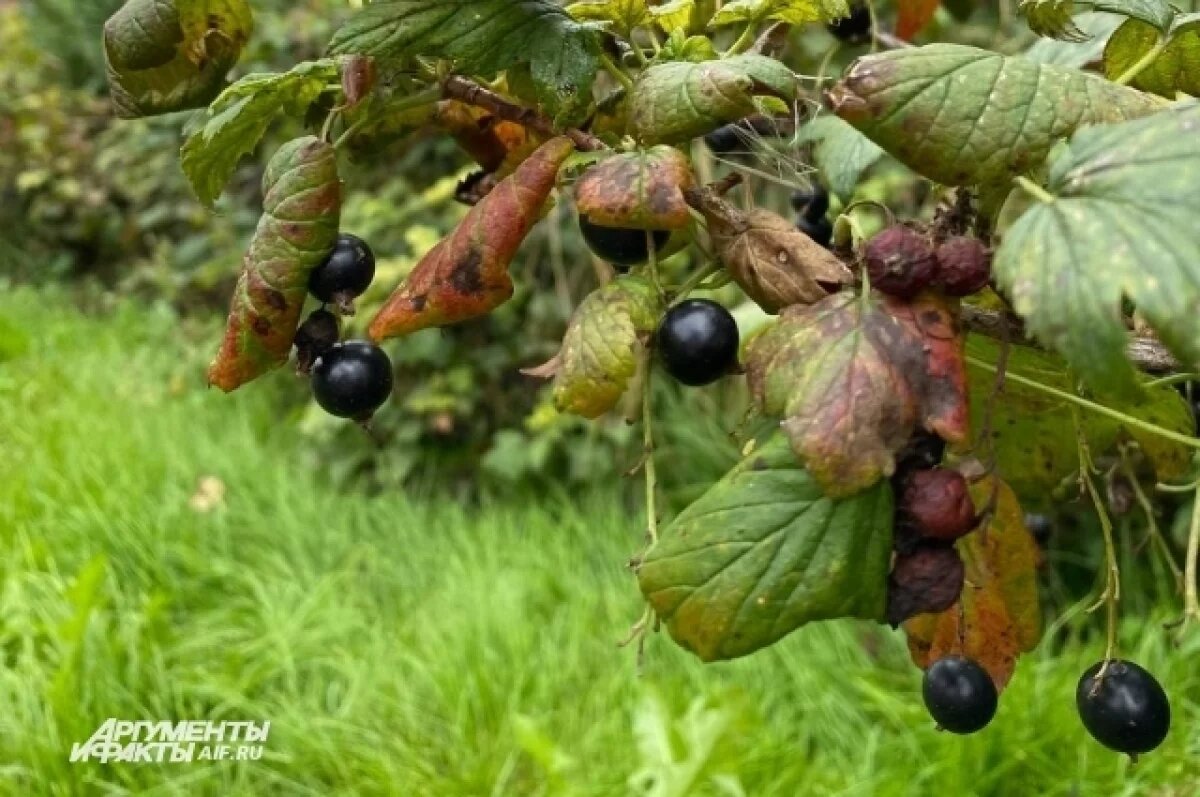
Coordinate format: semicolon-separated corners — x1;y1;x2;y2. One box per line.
896;0;940;40
341;55;376;108
369;136;575;341
743;290;969;497
435;100;544;178
574;147;695;230
903;477;1042;690
208;136;341;392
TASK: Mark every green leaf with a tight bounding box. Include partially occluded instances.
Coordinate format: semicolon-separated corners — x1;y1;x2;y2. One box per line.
653;29;721;62
994;104;1200;396
542;277;663;419
744;292;970;498
965;337;1194;497
709;0;849;27
793;115;883;201
1023;12;1122;66
103;0;253;118
630;54;796;144
637;434;894;661
829;44;1165;189
566;0;649;37
181;60;340;208
649;0;697;32
328;0;602;125
1104;19;1200;97
1020;0;1173;41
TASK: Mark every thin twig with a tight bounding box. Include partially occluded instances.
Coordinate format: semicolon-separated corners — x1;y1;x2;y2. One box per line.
441;75;607;151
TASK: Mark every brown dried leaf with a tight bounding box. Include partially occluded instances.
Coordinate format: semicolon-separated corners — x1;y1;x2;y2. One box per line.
369;136;575;340
903;477;1041;690
574;147;695;230
744;290;969;497
690;187;851;313
435;100;542;176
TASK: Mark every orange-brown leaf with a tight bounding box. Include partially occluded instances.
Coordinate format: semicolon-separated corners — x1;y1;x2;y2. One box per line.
896;0;940;41
903;477;1042;690
369;136;574;341
574;147;694;230
435;100;542;176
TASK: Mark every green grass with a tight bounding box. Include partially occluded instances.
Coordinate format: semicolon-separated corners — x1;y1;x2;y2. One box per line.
0;284;1198;796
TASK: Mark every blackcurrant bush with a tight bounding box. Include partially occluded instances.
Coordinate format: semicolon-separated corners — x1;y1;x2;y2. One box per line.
579;216;670;268
864;226;938;298
900;468;977;542
826;2;872;44
311;340;394;420
1077;660;1170;756
935;236;992;297
796;214;833;248
293;308;341;375
656;299;739;387
309;234;376;312
923;656;998;734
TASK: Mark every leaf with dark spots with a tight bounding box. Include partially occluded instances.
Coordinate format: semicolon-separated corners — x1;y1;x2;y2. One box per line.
574;147;695;231
369;136;575;340
744;291;969;497
903;477;1041;690
638;434;893;662
688;187;851;313
208;136;341;392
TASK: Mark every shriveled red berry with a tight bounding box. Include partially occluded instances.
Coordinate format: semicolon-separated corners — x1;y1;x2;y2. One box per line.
936;236;992;297
864;226;937;298
886;544;964;626
901;468;977;541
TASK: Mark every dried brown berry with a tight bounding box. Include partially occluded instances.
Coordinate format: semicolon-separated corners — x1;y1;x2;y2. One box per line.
864;226;938;298
294;308;341;375
901;468;978;541
886;544;965;626
935;236;992;297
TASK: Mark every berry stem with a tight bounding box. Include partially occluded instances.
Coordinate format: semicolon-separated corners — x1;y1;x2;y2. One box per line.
966;356;1200;451
599;52;636;93
1075;406;1120;668
642;356;659;545
1181;489;1200;628
670;261;724;305
1120;446;1184;593
725;22;759;56
1114;37;1168;86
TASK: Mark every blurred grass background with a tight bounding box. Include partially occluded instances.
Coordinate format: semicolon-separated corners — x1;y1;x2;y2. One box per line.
3;0;1200;793
1;285;1198;795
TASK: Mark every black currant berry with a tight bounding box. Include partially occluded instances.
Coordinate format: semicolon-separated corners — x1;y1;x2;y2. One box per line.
935;236;992;297
657;299;739;387
1077;660;1170;756
796;214;833;248
1024;513;1054;545
704;124;744;155
864;226;938;298
900;468;977;542
894;431;947;478
293;308;341;375
579;216;670;268
311;340;394;420
309;234;376;312
923;656;998;734
827;2;872;44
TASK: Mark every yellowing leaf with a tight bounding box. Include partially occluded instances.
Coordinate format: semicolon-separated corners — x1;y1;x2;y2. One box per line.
709;0;849;27
567;0;650;36
638;434;894;661
904;477;1041;690
1104;19;1200;97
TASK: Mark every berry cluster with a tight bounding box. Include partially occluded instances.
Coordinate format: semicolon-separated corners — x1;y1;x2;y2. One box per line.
864;225;991;299
294;234;393;421
791;184;833;248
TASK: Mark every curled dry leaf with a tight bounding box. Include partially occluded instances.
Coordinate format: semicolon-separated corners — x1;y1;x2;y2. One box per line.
209;136;341;392
688;187;851;313
369;136;575;341
340;55;376;109
525;276;663;419
574;147;694;231
744;290;969;497
435;100;543;177
903;477;1042;690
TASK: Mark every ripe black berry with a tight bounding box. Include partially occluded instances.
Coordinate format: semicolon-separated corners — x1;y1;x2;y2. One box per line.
864;226;938;298
579;216;670;268
309;234;376;312
827;2;872;44
293;308;341;375
704;124;744;155
1077;660;1170;756
657;299;739;387
900;468;977;542
1024;513;1054;545
923;656;998;734
311;340;394;420
894;431;947;479
796;214;833;248
935;236;992;297
791;183;830;219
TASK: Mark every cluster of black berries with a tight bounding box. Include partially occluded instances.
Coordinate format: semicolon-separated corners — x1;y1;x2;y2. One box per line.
295;234;393;422
577;217;740;388
791;184;833;248
865;225;992;299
